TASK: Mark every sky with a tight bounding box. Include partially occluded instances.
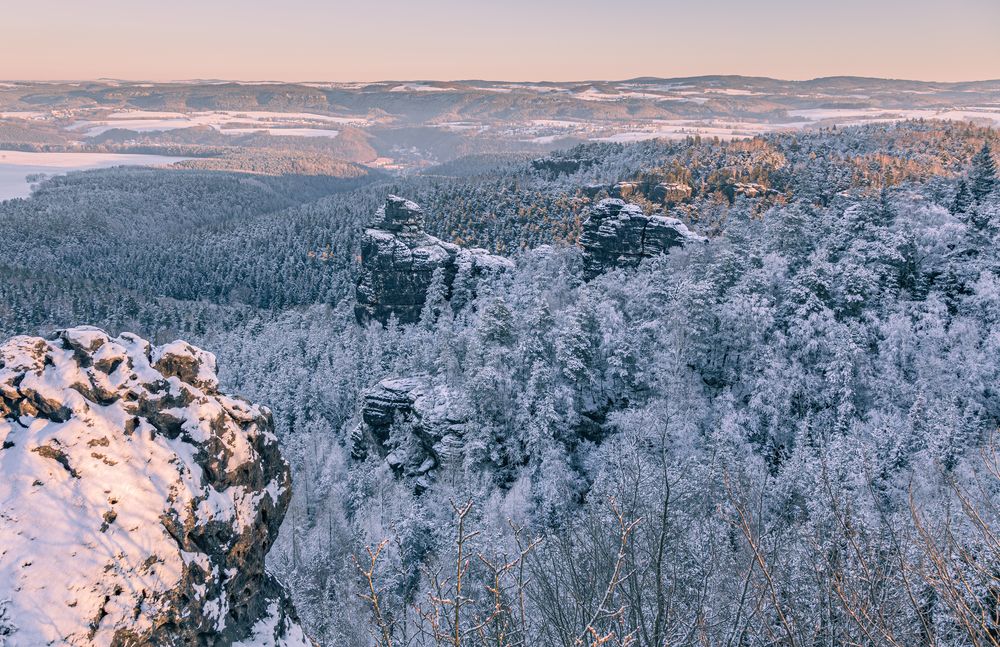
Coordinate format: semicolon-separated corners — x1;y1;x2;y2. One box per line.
3;0;999;83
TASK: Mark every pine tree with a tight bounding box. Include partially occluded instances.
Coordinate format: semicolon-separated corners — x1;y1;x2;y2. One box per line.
419;267;448;330
478;297;515;347
450;260;475;313
950;179;972;215
970;142;997;204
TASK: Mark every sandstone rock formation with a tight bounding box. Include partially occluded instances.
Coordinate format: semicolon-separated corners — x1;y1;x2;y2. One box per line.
609;181;640;200
355;196;513;326
723;182;781;201
579;198;706;279
585;180;693;206
350;376;466;491
0;327;312;647
651;182;693;205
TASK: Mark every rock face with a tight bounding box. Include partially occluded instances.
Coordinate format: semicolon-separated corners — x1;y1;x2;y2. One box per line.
651;182;693;205
579;198;706;279
586;180;694;206
355;196;513;326
609;181;640;200
351;376;466;491
0;327;312;647
723;182;781;201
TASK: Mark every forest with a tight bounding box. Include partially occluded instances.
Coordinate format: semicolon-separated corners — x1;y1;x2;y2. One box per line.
1;119;999;646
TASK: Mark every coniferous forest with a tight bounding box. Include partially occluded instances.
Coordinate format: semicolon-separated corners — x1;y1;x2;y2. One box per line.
2;119;1000;646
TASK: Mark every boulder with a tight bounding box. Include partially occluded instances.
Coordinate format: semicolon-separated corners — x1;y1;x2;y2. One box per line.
0;327;313;647
355;196;513;326
579;198;706;279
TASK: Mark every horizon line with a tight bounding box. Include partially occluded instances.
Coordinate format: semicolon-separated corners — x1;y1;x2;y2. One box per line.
3;74;1000;86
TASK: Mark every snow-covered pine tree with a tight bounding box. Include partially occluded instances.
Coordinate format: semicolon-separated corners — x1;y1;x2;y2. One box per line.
950;179;972;214
419;266;448;330
970;142;997;204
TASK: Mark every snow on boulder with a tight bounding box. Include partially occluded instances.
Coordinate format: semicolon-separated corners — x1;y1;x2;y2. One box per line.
0;327;313;646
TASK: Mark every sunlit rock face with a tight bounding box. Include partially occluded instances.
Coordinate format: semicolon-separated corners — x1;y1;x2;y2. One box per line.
651;182;693;205
0;327;313;647
609;181;640;200
355;195;513;326
723;182;782;201
579;198;706;279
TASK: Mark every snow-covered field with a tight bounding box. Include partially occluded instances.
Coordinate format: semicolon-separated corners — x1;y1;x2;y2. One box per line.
787;107;1000;127
593;107;1000;144
0;151;189;200
432;103;1000;147
435;121;487;131
68;110;365;137
389;83;451;92
0;111;48;120
216;127;341;138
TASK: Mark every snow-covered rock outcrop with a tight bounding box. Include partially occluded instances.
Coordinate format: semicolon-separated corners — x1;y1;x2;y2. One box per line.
355;195;513;326
351;376;467;491
0;327;312;646
723;181;782;201
579;198;706;279
651;182;693;205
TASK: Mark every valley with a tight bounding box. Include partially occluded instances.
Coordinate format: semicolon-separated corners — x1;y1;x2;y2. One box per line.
3;77;1000;175
0;149;190;199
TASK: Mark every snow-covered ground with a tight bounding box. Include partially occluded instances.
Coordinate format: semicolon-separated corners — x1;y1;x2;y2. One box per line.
570;87;614;101
68;109;366;137
531;119;584;128
435;121;487;131
0;111;48;120
787;107;1000;126
437;103;1000;146
705;88;760;96
216;127;340;138
524;134;576;144
0;151;190;200
592;107;1000;144
592;118;801;143
389;83;451;92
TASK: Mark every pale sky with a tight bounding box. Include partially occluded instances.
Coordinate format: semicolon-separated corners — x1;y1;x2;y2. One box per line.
3;0;998;82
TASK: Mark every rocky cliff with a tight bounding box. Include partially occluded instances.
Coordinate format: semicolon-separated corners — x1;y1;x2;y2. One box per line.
651;182;693;205
350;376;466;491
0;327;312;647
355;196;513;326
579;198;706;279
723;182;782;201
